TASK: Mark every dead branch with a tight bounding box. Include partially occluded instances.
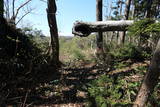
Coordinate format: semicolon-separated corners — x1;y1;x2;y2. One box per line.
11;0;32;20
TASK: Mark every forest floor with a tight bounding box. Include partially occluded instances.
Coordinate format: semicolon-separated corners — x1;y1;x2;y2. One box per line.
6;60;150;107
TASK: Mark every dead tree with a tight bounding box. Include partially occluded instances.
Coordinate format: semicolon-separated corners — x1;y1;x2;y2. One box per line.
72;20;134;36
47;0;60;67
133;39;160;107
96;0;103;57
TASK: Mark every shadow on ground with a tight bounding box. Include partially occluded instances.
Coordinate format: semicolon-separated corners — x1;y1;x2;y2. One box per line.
5;64;108;107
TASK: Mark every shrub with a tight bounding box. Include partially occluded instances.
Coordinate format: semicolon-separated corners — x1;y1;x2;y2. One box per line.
128;19;160;48
59;36;96;62
86;75;140;107
128;19;155;37
73;49;85;61
109;44;143;61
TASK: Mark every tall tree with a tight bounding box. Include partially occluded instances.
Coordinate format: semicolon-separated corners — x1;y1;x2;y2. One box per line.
47;0;60;67
121;0;131;44
96;0;104;57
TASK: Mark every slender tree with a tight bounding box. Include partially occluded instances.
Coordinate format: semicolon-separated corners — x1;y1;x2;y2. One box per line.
96;0;104;57
119;0;124;16
47;0;60;67
121;0;131;44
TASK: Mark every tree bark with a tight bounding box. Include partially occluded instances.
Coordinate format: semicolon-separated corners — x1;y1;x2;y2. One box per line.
133;39;160;107
121;0;131;44
72;20;134;37
47;0;60;66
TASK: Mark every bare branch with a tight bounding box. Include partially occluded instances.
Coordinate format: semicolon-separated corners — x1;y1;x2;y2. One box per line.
13;0;32;20
16;6;35;25
40;0;47;3
16;12;30;25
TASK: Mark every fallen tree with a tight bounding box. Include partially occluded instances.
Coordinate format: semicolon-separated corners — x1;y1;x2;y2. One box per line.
72;20;134;37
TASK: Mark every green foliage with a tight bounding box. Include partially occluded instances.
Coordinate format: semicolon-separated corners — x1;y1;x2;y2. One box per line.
72;49;85;61
22;27;50;64
59;35;96;62
86;75;140;107
128;19;155;37
113;61;130;69
128;19;160;50
145;22;160;32
151;83;160;106
109;43;143;60
128;19;160;39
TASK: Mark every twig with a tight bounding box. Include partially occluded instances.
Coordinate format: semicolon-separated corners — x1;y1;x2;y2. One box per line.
26;102;33;107
40;0;47;3
22;91;29;107
8;96;23;101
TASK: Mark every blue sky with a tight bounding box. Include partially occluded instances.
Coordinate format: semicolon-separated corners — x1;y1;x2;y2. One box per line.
18;0;111;36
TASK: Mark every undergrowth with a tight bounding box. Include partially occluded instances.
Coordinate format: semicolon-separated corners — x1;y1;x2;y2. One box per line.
85;75;141;107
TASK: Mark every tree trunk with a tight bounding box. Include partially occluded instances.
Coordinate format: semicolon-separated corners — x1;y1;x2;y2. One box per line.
131;0;135;18
145;0;153;18
121;0;131;44
133;39;160;107
0;0;4;18
0;0;5;35
119;0;123;16
96;0;103;57
47;0;60;67
72;20;134;37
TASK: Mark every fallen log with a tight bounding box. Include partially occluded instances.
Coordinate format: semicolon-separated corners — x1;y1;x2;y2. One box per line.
72;20;134;37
